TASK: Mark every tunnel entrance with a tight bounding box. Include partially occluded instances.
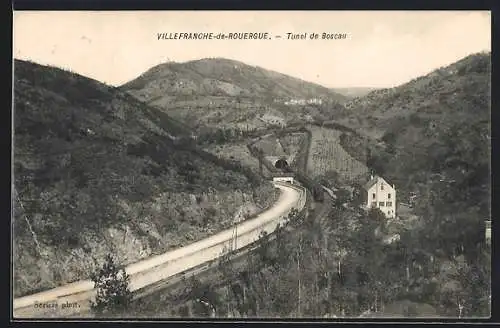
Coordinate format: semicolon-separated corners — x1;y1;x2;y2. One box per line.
275;159;290;170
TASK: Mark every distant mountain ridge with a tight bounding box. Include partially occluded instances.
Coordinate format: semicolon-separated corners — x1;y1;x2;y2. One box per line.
331;87;379;98
122;58;347;102
120;58;349;131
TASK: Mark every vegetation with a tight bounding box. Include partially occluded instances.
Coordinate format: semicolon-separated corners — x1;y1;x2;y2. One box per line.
195;127;259;145
13;52;490;319
122;58;347;103
13;59;278;297
307;126;368;182
120;58;348;131
342;52;490;135
252;136;287;157
150;179;489;318
203;142;273;179
278;132;307;162
340;53;490;208
331;87;379;98
90;254;133;318
338;52;492;316
129;53;491;318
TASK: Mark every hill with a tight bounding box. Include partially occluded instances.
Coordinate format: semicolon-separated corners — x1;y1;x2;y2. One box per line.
13;59;278;297
338;52;491;294
120;58;349;131
340;52;491;139
331;87;379;98
152;53;491;318
339;52;490;200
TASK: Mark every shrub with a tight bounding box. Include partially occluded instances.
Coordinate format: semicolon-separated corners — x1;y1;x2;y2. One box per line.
90;254;133;317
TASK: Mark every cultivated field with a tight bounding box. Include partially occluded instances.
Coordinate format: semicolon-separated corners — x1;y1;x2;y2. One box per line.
307;126;369;181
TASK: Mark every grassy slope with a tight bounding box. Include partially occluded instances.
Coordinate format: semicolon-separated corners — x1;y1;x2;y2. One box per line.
13;59;278;297
342;52;490;136
120;58;348;130
339;52;490;203
336;53;491;316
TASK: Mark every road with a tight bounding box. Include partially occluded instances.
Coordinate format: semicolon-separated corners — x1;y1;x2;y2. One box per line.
13;181;305;318
133;186;331;318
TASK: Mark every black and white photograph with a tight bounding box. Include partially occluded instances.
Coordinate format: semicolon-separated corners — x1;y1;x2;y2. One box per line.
12;10;491;319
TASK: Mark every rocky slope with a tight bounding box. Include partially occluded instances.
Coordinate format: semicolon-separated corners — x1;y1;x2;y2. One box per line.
13;59;279;297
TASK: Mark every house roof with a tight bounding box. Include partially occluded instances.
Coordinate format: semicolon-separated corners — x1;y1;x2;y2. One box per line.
363;175;393;191
363;177;379;191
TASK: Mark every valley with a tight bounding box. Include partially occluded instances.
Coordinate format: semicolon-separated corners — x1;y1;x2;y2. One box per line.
13;59;279;298
12;51;491;319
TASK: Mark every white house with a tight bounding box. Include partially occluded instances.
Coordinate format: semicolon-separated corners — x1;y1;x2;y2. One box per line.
363;175;396;218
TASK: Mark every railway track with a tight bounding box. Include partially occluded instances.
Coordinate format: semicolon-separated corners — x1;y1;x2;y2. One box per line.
13;182;306;319
130;189;333;318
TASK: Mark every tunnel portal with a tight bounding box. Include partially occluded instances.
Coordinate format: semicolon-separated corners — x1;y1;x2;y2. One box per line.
275;158;290;170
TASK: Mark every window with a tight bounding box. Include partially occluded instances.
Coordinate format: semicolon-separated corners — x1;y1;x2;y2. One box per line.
379;202;385;207
388;193;391;199
372;193;376;199
381;183;384;190
386;201;392;207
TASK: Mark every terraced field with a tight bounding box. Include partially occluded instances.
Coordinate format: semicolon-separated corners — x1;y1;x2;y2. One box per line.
307;126;369;181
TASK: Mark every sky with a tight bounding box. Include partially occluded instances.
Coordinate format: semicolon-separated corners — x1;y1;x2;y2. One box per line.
13;11;491;88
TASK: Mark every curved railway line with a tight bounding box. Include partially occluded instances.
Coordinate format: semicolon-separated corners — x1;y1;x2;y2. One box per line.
13;182;306;318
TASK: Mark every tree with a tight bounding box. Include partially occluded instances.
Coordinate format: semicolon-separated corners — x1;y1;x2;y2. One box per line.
257;148;264;175
187;276;221;317
256;230;275;267
90;254;133;317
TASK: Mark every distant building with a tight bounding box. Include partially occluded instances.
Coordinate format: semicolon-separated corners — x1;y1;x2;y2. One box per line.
283;98;323;106
363;175;397;218
284;99;306;106
306;98;323;105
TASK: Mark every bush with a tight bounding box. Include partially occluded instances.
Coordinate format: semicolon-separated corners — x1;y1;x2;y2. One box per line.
90;254;133;317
